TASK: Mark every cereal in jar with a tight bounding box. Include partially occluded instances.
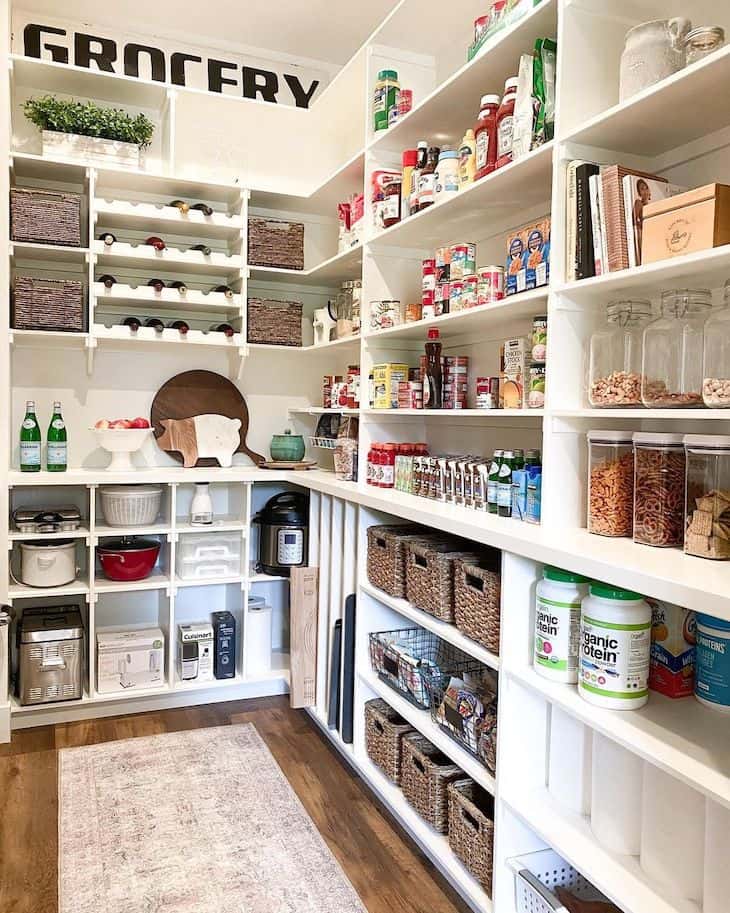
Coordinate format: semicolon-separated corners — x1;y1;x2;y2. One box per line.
587;431;634;538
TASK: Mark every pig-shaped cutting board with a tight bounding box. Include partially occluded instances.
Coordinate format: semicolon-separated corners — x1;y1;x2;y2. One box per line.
151;370;265;468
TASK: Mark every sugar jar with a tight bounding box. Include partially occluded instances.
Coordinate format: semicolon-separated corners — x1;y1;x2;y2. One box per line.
683;435;730;559
588;299;653;407
641;289;712;407
702;280;730;406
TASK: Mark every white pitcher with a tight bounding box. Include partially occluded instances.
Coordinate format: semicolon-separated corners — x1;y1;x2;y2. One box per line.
620;17;691;101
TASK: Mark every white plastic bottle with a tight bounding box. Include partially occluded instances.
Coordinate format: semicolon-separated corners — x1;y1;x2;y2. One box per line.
534;566;590;683
579;582;651;710
190;482;213;526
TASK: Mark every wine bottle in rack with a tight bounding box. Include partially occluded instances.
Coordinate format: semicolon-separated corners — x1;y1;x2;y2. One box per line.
191;203;214;217
168;320;190;336
210;323;235;338
189;244;212;256
145;236;166;251
98;232;116;246
211;284;234;299
98;274;117;288
169;199;190;213
145;317;165;334
169;280;187;295
123;316;141;332
147;278;165;292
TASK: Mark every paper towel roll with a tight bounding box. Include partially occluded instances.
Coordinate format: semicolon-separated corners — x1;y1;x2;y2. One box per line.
641;765;704;903
591;733;643;855
548;707;592;815
704;800;730;913
246;603;272;676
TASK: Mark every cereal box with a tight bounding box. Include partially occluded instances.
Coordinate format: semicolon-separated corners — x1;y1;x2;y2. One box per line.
505;215;551;295
648;599;696;698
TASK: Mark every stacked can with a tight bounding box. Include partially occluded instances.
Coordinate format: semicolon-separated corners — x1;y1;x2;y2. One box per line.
422;258;436;318
323;374;342;408
444;355;469;409
435;247;451;318
397;380;423;409
476;265;505;306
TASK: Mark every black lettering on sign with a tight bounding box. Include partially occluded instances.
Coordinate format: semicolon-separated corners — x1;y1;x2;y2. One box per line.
124;43;166;82
208;58;238;94
242;67;278;103
24;23;69;63
74;33;116;71
171;52;202;86
284;75;320;109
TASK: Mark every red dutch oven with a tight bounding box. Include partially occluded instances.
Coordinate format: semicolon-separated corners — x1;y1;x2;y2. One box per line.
97;537;160;581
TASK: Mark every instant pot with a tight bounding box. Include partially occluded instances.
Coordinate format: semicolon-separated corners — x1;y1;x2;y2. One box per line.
254;492;308;576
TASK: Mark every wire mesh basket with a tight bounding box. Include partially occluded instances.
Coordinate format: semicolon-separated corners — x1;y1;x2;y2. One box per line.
508;849;615;913
310;436;337;450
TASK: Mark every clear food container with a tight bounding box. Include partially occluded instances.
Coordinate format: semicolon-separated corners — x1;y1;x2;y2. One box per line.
683;435;730;559
641;289;711;407
633;432;685;547
702;280;730;406
175;532;242;580
588;299;652;407
587;431;634;537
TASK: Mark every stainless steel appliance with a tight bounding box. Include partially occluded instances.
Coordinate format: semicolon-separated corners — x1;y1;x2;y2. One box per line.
17;606;84;705
13;505;81;534
254;492;308;576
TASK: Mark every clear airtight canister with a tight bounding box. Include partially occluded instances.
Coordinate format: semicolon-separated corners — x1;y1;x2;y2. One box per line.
579;582;651;710
534;566;590;683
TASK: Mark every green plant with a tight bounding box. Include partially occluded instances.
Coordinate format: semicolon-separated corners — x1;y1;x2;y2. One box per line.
23;95;154;147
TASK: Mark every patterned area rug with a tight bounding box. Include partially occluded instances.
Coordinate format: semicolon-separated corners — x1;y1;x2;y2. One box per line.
59;723;366;913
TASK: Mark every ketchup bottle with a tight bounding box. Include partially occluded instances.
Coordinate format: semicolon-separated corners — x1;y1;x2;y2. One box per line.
474;94;501;181
495;77;519;170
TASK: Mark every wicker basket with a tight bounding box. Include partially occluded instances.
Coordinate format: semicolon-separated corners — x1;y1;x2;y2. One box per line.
248;218;304;270
12;276;84;332
247;298;302;346
10;188;81;246
454;555;502;654
405;540;480;622
364;698;415;785
366;524;435;598
448;779;495;893
400;733;463;833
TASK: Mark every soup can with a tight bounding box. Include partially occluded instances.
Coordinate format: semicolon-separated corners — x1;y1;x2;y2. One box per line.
477;265;505;305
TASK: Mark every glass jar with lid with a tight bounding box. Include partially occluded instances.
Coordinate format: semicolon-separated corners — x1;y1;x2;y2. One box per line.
641;289;712;407
683;435;730;559
588;299;653;407
685;26;725;65
703;280;730;406
587;431;634;537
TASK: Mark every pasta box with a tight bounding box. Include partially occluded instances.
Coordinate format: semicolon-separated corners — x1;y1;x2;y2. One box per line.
641;183;730;264
505;215;551;295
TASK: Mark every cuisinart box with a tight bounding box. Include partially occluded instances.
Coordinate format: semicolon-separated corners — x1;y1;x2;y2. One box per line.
177;623;214;683
96;627;165;694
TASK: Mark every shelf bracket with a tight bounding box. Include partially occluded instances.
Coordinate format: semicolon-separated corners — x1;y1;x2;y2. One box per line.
85;336;97;376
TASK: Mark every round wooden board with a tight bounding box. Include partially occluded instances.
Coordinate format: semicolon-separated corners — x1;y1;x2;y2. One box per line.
151;370;265;467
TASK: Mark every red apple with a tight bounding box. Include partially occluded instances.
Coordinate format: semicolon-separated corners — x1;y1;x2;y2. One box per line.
110;419;132;429
131;417;150;429
95;419;110;430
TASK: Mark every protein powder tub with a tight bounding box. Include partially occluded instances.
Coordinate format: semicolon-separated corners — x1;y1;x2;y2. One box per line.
534;566;590;683
695;614;730;713
579;582;651;710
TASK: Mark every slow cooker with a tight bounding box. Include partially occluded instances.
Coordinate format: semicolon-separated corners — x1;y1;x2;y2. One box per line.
254;492;308;576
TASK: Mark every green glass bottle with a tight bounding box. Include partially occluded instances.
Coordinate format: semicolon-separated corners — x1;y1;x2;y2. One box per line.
498;449;514;517
487;450;503;514
19;400;41;472
46;401;67;472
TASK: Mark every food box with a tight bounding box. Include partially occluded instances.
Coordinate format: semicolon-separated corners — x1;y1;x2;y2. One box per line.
505;216;551;295
642;183;730;265
499;370;526;408
648;600;696;698
373;363;409;409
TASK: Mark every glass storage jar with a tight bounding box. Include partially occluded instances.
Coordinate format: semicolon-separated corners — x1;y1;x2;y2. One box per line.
633;432;686;547
702;280;730;406
641;289;712;407
683;435;730;559
684;26;725;65
587;431;634;537
588;299;653;407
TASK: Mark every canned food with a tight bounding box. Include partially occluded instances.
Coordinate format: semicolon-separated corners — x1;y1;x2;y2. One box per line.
397;89;413;116
450;243;477;279
477;266;505;306
405;302;422;322
528;364;546;408
463;274;479;309
531;315;547;363
450;280;464;312
422;259;436;292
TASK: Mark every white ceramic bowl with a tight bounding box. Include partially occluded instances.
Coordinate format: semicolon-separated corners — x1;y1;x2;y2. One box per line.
93;428;152;471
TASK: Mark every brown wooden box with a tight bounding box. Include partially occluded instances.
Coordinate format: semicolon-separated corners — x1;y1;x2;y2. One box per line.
642;183;730;265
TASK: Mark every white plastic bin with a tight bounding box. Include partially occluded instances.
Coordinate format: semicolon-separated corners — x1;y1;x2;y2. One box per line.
508;848;614;913
175;532;242;580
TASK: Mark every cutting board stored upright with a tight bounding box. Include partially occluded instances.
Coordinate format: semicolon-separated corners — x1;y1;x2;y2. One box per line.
151;370;265;467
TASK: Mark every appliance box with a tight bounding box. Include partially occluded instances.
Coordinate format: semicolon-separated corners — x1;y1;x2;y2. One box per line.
212;611;237;680
96;627;165;694
177;623;214;682
642;183;730;264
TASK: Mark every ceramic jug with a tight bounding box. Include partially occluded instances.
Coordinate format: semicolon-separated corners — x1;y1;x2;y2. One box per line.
620;18;691;101
270;428;305;462
312;306;336;346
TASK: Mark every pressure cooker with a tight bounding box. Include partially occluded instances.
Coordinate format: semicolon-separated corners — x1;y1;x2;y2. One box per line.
254;492;308;576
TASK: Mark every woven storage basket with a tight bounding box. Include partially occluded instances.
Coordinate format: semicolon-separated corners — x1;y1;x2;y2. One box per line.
366;524;435;598
400;733;463;833
12;276;84;332
405;540;480;622
448;779;495;894
454;555;502;654
10;188;81;246
364;698;415;785
247;298;302;346
248;218;304;270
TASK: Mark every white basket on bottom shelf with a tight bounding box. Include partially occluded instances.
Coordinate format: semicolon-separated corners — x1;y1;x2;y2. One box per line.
508;849;614;913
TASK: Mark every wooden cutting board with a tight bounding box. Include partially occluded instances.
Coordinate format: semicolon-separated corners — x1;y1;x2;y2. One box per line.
151;370;265;467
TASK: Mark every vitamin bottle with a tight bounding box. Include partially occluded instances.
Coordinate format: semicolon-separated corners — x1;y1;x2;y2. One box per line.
535;567;590;683
474;94;500;180
495;77;519;170
458;128;476;188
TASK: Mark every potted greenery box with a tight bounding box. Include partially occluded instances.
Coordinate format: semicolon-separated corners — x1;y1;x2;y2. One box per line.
24;96;154;168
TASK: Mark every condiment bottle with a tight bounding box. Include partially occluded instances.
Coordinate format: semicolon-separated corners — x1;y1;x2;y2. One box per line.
458;128;476;188
373;69;399;132
496;77;519;170
382;176;402;228
434;147;459;203
401;149;418;218
424;328;443;409
381;443;396;488
475;94;501;180
410;141;428;214
417;146;441;211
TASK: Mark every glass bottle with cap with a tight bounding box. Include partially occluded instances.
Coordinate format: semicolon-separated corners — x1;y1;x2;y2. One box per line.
685;26;725;65
588;299;653;407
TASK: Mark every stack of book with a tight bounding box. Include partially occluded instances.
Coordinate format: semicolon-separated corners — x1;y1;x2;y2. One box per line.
566;161;686;281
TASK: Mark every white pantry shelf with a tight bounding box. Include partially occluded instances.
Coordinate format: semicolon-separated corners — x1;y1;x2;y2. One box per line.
248;243;363;286
174;674;245;692
174;574;245;589
94;570;170;593
94;199;243;239
288;407;360;416
92;240;243;275
94;523;171;539
175;518;246;534
9;330;89;350
553;408;730;421
360;408;544;419
8;577;90;599
92;283;242;315
8;526;91;542
9;241;89;264
92;323;244;350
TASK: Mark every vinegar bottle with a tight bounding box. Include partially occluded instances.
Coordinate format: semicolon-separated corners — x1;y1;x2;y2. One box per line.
424;328;443;409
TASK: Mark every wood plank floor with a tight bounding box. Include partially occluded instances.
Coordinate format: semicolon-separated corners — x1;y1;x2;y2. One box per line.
0;697;470;913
